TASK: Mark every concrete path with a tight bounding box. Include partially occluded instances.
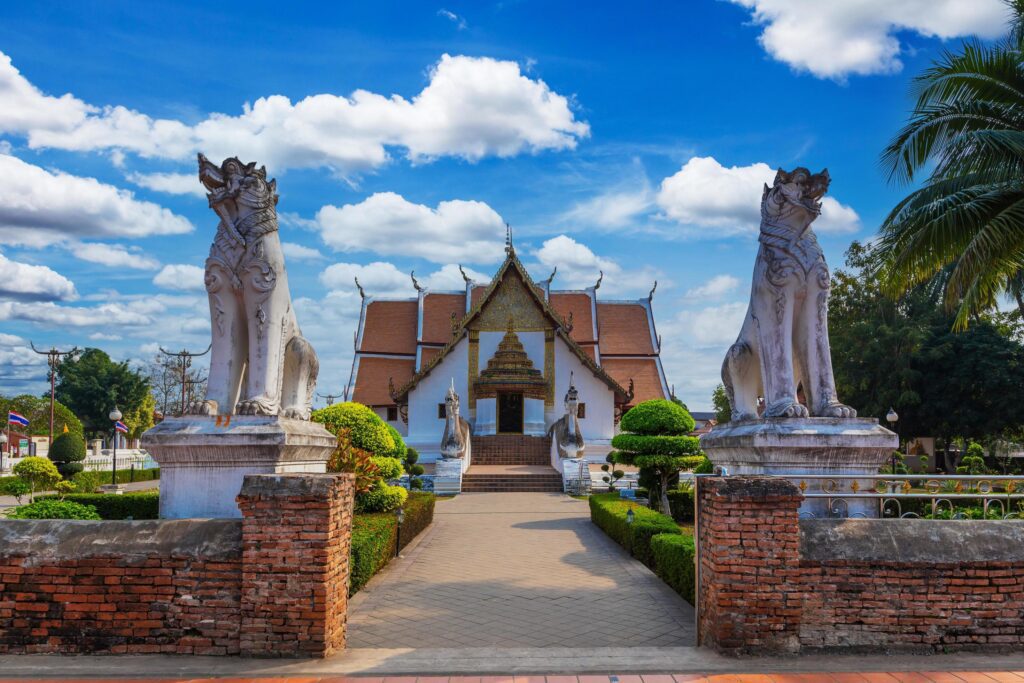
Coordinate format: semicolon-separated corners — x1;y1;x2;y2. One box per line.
347;492;695;648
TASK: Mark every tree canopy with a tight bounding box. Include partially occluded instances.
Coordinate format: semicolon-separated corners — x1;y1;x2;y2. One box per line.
0;395;83;439
54;349;149;439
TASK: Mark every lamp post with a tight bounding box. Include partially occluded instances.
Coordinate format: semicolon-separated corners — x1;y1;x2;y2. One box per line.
109;406;122;487
626;507;635;526
394;506;405;558
0;431;7;473
886;407;899;474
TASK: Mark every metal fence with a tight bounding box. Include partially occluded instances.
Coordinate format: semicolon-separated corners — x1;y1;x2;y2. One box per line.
778;473;1024;519
82;452;158;472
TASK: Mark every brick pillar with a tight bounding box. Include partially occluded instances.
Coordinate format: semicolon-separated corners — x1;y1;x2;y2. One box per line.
697;476;802;655
236;473;354;658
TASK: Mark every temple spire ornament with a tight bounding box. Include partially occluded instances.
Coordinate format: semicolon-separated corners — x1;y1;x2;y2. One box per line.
594;270;604;290
505;223;514;255
354;277;366;300
648;280;658;301
411;270;424;293
458;264;472;284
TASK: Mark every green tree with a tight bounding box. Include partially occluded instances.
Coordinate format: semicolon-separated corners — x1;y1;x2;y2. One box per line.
48;431;87;478
13;456;61;502
957;441;990;475
122;393;155;439
0;395;83;439
711;384;731;424
55;349;149;439
876;2;1024;327
611;399;703;514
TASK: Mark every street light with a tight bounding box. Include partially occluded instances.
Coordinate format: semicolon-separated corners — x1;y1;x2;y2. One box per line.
394;506;405;558
626;507;635;526
0;432;7;472
109;406;122;487
886;407;899;474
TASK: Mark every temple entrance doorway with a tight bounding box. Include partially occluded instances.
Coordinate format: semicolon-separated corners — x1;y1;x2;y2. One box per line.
497;392;524;433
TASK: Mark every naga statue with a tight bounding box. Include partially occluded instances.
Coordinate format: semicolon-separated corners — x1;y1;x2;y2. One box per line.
722;167;856;421
548;374;585;459
190;154;318;419
440;380;471;459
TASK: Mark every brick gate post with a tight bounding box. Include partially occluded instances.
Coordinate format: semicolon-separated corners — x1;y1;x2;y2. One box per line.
697;476;802;655
236;473;355;658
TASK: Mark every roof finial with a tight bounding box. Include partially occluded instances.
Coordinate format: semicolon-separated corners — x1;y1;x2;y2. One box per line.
458;264;472;284
505;223;514;255
544;266;557;287
648;280;658;301
411;270;424;292
354;276;366;300
594;270;604;290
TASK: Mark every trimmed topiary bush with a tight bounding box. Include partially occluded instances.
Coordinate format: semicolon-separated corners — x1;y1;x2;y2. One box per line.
71;470;102;493
666;488;695;523
371;456;404;482
620;399;695;435
13;456;61;502
48;432;87;478
38;491;159;519
311;402;395;455
0;477;30;503
384;423;407;461
357;480;409;513
651;533;696;603
588;493;680;566
957;441;989;475
8;498;101;520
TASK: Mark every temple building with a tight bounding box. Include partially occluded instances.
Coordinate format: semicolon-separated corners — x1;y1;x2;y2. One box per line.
345;238;669;471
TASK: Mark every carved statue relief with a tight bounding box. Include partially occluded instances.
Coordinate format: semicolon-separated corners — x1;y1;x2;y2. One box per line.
547;373;585;459
190;154;318;419
722;167;855;421
440;380;471;459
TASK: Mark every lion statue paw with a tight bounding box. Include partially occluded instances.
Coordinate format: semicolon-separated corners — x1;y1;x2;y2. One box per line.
820;402;857;418
186;400;219;416
235;397;278;416
766;400;810;419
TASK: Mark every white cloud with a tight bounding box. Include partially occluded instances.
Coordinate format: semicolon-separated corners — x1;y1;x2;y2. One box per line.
0;252;76;301
532;234;661;297
686;274;740;299
0;300;154;327
438;8;467;29
1;52;588;176
72;242;161;270
562;188;652;230
727;0;1008;79
153;264;205;292
0;154;193;247
319;261;489;297
674;302;748;347
423;263;489;290
656;156;860;236
316;192;506;263
126;171;206;197
89;332;123;341
282;242;325;262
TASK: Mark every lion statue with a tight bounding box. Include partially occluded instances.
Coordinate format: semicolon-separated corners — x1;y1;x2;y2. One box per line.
547;374;585;459
440;380;471;459
189;154;318;419
722;167;856;421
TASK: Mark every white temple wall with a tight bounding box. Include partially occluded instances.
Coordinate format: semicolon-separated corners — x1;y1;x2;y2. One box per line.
554;341;615;441
371;407;408;437
406;339;468;463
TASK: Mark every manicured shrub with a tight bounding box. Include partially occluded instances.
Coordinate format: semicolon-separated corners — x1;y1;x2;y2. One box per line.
349;492;435;595
311;402;394;455
54;481;76;498
398;492;435;550
357;481;408;513
651;533;696;604
13;456;61;502
8;499;101;520
48;432;87;478
37;492;159;519
385;423;407;461
620;399;695;435
371;456;404;482
71;470;102;493
588;493;680;566
611;434;702;456
0;477;30;503
957;441;988;475
666;488;695;523
327;430;380;494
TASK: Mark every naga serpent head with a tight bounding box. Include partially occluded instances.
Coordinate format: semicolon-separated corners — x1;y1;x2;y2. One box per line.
761;166;830;228
198;153;279;227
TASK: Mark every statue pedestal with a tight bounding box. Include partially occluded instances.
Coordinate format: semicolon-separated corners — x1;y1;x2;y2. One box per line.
143;415;335;519
699;418;897;518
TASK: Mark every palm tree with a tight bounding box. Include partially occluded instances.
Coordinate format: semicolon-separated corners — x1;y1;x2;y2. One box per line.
877;0;1024;327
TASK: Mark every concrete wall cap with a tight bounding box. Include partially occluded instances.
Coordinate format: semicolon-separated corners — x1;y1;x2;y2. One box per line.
238;472;351;498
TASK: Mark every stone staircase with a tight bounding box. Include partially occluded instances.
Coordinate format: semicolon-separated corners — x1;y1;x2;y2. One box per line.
463;435;562;492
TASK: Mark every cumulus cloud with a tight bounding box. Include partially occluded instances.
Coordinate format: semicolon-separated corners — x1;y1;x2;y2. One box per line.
0;154;193;247
0;51;588;176
438;8;468;29
282;242;325;262
686;274;740;299
153;264;205;292
423;263;489;290
532;234;661;297
315;192;507;263
89;332;123;341
0;300;154;327
0;252;77;302
727;0;1008;79
126;171;206;197
562;187;652;230
319;261;490;297
656;157;860;237
72;242;161;270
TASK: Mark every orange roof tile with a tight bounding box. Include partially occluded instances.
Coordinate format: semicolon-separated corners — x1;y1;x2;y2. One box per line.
470;285;486;307
352;357;415;406
580;343;597;361
359;300;418;355
419;346;442;367
421;293;466;344
597;303;655;355
601;357;666;404
550;292;595;343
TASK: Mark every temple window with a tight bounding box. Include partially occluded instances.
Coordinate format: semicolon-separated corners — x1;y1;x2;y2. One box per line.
577;403;586;419
438;403;446;419
387;406;398;421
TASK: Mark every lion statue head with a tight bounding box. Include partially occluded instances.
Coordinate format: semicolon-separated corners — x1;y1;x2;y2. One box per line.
760;166;830;232
198;154;279;236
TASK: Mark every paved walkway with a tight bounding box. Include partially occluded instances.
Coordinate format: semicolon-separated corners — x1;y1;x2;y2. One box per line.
347;492;695;648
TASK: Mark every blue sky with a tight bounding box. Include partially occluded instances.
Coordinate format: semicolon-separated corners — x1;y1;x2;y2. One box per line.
0;0;1011;410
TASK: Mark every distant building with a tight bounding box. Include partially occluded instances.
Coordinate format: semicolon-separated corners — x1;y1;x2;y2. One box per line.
345;241;669;463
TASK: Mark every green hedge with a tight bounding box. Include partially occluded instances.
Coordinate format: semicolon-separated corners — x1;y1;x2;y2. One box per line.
666;489;695;523
588;493;680;566
350;492;435;595
651;533;696;603
37;492;159;519
610;433;702;456
311;402;395;455
8;499;101;520
620;399;695;435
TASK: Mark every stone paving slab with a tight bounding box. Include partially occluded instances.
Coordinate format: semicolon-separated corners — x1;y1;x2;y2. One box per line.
347;493;695;648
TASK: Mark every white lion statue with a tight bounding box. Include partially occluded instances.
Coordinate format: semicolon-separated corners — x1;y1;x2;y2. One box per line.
189;154;318;419
722;167;856;421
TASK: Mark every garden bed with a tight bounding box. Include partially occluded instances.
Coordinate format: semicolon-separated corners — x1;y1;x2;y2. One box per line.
350;491;435;595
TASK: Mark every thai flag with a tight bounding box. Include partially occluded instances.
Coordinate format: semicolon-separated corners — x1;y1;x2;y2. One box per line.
115;420;129;434
7;411;28;427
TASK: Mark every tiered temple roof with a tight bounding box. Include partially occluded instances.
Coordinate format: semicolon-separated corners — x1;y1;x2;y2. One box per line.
346;247;670;409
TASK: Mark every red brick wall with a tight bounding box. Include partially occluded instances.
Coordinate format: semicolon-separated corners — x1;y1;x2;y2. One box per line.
698;476;1024;655
0;473;355;658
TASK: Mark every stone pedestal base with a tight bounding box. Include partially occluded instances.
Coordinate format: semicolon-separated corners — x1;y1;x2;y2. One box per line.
699;418;897;518
142;416;335;519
